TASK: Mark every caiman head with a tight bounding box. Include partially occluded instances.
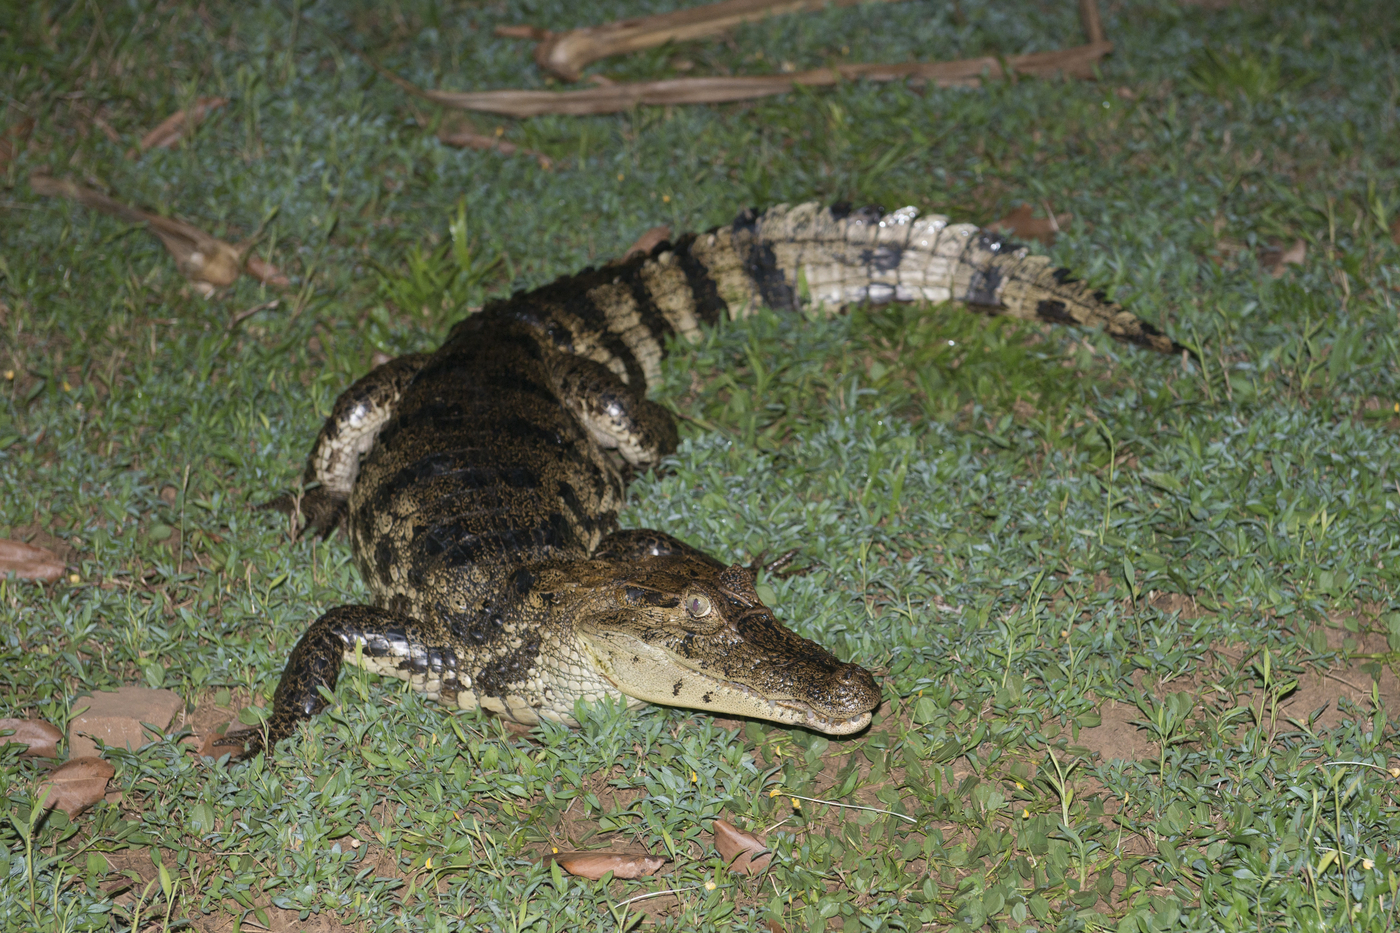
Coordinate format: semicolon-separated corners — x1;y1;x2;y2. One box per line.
576;558;880;735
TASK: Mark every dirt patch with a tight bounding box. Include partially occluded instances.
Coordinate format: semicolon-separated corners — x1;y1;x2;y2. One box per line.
1073;700;1161;763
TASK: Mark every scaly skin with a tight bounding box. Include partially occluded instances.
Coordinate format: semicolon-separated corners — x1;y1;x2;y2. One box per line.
219;203;1179;759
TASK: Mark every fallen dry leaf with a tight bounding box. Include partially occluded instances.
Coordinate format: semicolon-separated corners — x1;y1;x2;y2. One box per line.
436;125;553;168
0;718;63;758
368;43;1113;117
0;117;35;172
69;686;184;759
245;254;291;287
712;818;772;874
992;203;1072;246
0;538;65;582
620;224;672;262
763;921;785;933
38;757;115;818
494;24;551;41
548;851;667;880
1078;0;1106;45
30;175;249;294
1258;239;1307;277
530;0;905;81
138;97;229;152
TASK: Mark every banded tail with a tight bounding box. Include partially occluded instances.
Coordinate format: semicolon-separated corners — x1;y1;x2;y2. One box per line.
474;202;1183;392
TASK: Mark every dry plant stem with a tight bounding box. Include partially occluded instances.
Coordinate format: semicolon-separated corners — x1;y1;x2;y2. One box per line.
1078;0;1106;45
527;0;908;81
28;174;285;292
379;43;1113;118
436;127;553;167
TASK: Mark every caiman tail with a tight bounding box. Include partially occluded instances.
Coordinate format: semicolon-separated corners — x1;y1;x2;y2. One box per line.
474;201;1182;395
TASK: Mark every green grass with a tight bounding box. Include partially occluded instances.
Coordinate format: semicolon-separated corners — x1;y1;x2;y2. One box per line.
3;0;1400;930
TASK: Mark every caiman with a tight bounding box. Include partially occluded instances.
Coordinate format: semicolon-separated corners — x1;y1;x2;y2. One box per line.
217;202;1180;759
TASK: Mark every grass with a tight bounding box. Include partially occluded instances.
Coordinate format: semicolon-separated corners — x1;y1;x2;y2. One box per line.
2;0;1399;930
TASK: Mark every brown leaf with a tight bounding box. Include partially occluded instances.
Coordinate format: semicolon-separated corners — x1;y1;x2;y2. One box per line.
365;43;1113;117
0;718;63;758
435;125;553;168
1390;216;1400;246
531;0;905;81
30;174;246;293
0;538;65;582
992;203;1071;246
0;117;35;173
1258;239;1307;278
494;24;552;40
548;851;667;880
245;254;291;287
712;818;772;874
762;921;785;933
620;225;672;263
139;97;229;152
38;757;115;818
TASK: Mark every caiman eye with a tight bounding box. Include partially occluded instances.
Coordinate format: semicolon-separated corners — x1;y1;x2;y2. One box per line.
685;595;712;618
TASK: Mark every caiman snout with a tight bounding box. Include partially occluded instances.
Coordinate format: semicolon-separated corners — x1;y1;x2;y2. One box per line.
822;663;881;715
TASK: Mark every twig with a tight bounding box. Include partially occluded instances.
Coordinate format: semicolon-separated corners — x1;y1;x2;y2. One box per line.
229;299;280;330
769;787;917;823
521;0;908;81
436;127;553;168
30;174;244;293
1078;0;1106;45
369;42;1113;117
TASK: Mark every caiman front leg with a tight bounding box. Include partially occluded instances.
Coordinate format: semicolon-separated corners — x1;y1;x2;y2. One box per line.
593;528;725;568
214;604;465;760
264;352;431;536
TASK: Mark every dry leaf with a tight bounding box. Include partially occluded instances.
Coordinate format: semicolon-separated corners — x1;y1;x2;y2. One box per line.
38;757;115;818
1258;239;1307;277
1390;216;1400;246
992;203;1072;246
435;126;553;168
0;117;35;173
494;24;551;40
762;921;785;933
712;818;772;874
368;43;1113;118
620;225;672;262
0;538;65;582
549;851;667;880
531;0;904;81
30;174;247;293
245;254;291;287
0;718;63;758
139;97;229;152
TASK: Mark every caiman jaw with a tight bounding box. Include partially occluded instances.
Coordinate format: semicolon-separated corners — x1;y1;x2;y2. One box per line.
580;629;879;736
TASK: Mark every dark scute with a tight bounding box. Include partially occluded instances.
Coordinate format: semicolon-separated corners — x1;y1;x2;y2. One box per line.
828;201;853;220
511;566;535;595
860;246;903;272
373;538;395;583
964;265;1005;307
1052;266;1079;285
1093;289;1110;304
671;233;729;326
743;239;798;312
475;633;542;696
731;207;760;232
1036;299;1078;324
977;230;1023;254
849;204;884;225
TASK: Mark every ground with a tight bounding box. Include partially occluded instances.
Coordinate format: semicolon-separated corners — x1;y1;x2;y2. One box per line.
2;1;1399;931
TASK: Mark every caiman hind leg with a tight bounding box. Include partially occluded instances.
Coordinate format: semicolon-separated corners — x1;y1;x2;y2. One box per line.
213;604;468;760
550;351;679;472
264;352;431;536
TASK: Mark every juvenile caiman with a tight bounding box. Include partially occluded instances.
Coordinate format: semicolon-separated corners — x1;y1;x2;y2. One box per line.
218;202;1180;759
